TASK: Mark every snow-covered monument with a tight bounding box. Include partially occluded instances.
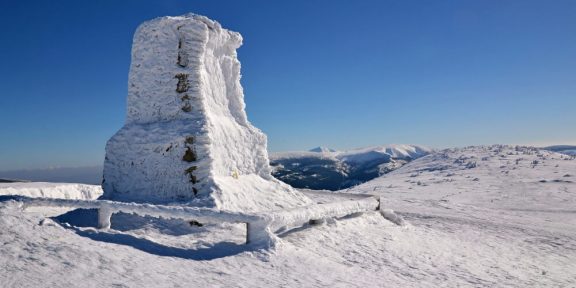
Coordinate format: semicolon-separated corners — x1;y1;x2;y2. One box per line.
5;14;396;248
102;14;311;212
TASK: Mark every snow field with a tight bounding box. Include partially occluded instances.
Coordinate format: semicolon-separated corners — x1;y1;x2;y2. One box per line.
1;147;574;286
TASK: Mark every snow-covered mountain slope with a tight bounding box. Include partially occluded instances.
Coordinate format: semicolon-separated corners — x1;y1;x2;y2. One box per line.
350;145;576;215
0;182;102;200
544;145;576;156
1;144;574;287
270;144;431;190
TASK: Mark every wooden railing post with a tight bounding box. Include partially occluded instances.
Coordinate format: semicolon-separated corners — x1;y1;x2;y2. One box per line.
246;220;273;248
98;205;113;229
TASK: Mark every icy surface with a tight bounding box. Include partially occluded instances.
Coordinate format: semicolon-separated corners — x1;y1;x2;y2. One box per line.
0;182;102;200
103;14;311;211
1;145;575;287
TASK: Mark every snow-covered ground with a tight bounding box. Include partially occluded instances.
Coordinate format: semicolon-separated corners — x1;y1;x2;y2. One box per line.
1;145;575;287
351;145;576;221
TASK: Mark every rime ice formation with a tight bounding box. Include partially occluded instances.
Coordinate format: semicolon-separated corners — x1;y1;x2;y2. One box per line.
102;14;312;212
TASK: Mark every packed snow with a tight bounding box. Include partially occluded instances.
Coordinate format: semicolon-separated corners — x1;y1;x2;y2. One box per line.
1;144;574;287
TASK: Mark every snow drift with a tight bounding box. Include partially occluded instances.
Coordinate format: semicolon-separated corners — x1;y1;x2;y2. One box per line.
102;14;311;212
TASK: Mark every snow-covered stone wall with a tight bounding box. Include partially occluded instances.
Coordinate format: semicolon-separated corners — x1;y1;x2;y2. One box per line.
103;14;311;212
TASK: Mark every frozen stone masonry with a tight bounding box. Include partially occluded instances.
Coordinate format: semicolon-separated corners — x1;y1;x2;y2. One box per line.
103;14;312;212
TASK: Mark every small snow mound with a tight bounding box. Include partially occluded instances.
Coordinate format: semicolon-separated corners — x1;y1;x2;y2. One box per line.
379;209;406;226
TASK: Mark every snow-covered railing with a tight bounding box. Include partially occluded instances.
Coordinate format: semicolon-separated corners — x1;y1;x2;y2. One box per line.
267;197;380;232
1;195;272;246
1;194;398;249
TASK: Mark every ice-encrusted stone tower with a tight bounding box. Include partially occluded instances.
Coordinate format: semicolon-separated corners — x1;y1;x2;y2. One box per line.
102;14;311;212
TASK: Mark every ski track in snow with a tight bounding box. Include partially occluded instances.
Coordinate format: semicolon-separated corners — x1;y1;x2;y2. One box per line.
1;145;575;287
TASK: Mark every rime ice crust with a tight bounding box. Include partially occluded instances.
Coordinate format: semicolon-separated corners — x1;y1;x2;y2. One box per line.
102;14;312;212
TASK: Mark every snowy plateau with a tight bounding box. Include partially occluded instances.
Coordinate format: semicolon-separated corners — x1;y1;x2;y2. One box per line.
1;145;575;287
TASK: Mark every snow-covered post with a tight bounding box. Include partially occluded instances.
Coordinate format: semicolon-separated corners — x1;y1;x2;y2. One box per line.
246;219;274;248
378;196;406;226
98;204;113;229
309;218;326;225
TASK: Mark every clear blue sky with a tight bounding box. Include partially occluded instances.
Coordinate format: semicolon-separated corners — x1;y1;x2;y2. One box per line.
1;0;575;170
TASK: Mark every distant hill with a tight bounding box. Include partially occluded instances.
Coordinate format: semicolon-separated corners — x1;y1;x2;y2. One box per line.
0;179;26;183
543;145;576;156
269;144;431;190
308;146;337;153
351;144;576;212
0;166;103;185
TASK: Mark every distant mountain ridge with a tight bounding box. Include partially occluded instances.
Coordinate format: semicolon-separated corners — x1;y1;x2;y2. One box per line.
543;145;576;156
0;166;103;185
4;144;571;188
270;144;431;190
0;179;29;183
309;146;337;153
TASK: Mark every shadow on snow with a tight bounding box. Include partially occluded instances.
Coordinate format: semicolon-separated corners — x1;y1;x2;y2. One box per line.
54;208;253;261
